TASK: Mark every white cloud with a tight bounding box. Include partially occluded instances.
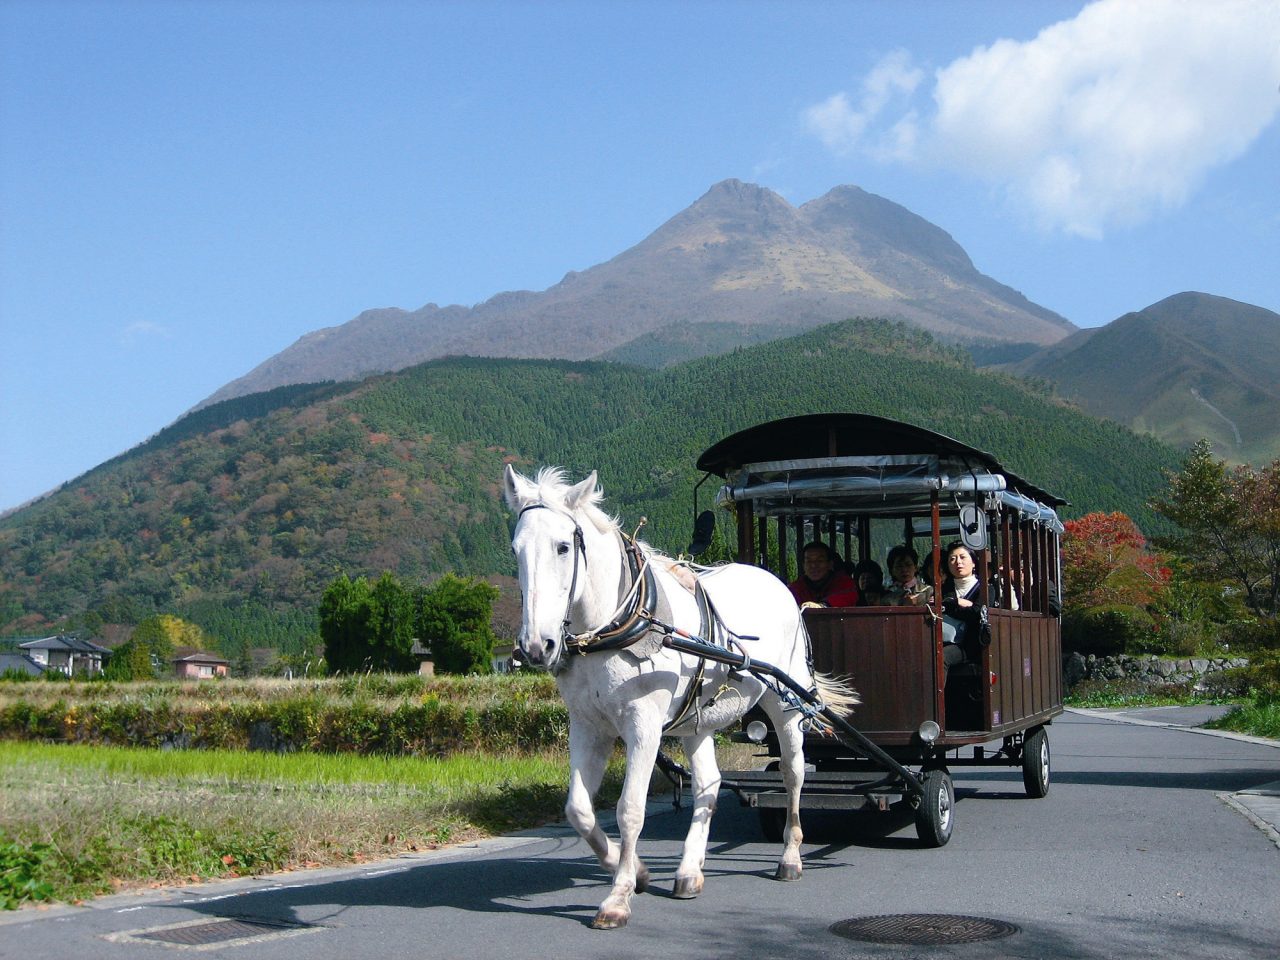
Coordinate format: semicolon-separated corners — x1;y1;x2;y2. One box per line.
804;49;923;154
805;0;1280;237
119;320;172;343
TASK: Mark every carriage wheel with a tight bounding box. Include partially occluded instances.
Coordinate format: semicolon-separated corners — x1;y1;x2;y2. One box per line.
913;769;954;847
1022;726;1050;799
758;807;786;843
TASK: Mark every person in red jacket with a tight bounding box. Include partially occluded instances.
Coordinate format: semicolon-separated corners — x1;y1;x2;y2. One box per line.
789;541;861;607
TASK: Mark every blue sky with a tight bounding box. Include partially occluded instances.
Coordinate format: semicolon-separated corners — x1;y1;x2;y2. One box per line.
2;0;1278;513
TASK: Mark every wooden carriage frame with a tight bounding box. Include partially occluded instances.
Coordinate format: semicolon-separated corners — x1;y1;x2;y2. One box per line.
693;413;1067;838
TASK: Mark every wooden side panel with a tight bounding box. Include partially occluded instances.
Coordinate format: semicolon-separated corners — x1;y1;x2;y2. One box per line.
988;610;1062;733
804;608;938;742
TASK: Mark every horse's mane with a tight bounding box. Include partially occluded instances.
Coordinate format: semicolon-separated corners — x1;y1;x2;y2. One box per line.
530;467;691;567
529;467;618;538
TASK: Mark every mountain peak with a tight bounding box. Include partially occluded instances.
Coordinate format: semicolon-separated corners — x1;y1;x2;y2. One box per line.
702;178;788;204
196;179;1077;408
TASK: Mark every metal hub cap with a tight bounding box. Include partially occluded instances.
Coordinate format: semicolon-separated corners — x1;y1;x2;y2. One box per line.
937;784;953;828
831;914;1019;945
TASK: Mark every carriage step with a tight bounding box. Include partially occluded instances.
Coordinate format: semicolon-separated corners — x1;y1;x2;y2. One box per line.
749;790;898;812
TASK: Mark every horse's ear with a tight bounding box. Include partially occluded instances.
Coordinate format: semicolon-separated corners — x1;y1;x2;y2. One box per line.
564;470;599;509
503;463;536;509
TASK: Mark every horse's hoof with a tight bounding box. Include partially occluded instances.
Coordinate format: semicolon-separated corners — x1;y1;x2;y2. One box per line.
672;875;704;899
774;862;803;882
591;909;629;930
634;860;650;894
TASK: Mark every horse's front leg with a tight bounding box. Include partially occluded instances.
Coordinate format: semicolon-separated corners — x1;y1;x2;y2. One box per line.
592;728;660;930
566;723;645;885
672;731;719;899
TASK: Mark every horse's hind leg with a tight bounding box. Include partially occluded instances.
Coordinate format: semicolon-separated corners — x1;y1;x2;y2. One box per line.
760;700;807;881
672;731;719;899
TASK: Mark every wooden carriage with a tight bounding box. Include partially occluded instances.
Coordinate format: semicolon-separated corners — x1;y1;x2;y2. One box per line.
693;414;1067;842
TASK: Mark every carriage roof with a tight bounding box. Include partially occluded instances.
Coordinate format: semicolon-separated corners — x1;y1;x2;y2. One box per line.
696;413;1066;530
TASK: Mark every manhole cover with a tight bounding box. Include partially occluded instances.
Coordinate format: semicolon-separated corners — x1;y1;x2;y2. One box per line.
105;916;324;950
830;913;1019;945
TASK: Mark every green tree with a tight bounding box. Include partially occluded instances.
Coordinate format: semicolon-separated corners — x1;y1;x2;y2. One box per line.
419;574;499;675
102;614;202;680
319;572;420;673
101;637;156;681
319;574;374;673
1151;441;1280;618
368;571;419;672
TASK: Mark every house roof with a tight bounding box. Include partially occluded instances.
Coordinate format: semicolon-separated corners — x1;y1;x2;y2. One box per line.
18;634;112;655
173;652;230;665
0;652;49;676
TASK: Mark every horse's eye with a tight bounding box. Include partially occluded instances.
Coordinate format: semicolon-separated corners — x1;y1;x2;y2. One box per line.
557;543;571;556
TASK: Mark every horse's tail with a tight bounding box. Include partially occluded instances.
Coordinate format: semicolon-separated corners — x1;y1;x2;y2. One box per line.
813;670;860;718
793;608;860;717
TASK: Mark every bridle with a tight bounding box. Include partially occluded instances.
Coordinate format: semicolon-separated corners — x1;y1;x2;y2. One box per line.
516;502;660;663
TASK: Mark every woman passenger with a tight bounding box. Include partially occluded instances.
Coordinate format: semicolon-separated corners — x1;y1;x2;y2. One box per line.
853;559;884;606
884;545;932;606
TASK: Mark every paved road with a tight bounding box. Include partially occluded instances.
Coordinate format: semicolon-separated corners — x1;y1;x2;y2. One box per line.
2;708;1277;960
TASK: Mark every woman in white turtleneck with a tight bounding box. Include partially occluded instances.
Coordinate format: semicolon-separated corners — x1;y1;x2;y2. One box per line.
944;542;1019;614
939;541;1018;671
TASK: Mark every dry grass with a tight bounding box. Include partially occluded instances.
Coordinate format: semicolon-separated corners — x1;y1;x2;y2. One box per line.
0;741;598;904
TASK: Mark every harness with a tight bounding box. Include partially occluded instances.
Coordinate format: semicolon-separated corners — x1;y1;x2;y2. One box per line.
516;501;745;731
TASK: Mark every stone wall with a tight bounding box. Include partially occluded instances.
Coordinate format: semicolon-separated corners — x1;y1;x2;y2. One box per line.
1064;653;1249;692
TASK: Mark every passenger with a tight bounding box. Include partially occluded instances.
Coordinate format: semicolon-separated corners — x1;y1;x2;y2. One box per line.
884;545;931;606
853;559;885;606
789;541;861;608
939;540;1018;670
971;547;1019;611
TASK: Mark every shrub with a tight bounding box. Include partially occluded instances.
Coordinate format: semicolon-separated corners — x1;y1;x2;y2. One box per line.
1230;617;1280;656
1062;604;1156;656
0;833;55;910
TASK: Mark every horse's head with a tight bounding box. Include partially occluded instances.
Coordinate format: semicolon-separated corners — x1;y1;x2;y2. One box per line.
504;464;605;672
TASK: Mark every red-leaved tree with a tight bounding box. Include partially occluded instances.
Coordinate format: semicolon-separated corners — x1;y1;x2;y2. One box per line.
1062;511;1171;612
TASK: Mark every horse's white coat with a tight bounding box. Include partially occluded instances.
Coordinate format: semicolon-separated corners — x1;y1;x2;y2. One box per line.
503;465;857;930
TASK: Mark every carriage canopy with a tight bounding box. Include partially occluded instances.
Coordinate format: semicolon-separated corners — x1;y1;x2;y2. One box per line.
696;413;1065;532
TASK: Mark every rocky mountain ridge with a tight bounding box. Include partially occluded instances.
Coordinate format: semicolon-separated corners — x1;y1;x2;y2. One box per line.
198;179;1075;408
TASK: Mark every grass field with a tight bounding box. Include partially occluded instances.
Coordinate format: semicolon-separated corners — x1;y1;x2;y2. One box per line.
0;740;617;909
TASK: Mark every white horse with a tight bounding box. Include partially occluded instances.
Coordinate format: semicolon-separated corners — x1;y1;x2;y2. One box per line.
504;465;858;930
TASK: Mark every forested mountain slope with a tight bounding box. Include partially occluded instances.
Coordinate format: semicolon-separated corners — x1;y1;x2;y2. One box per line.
0;319;1178;648
1008;292;1280;464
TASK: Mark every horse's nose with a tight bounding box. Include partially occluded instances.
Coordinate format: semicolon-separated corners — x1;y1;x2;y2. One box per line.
519;632;556;668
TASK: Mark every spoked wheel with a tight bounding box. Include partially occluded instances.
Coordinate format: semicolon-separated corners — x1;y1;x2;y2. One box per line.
913;768;954;847
1022;726;1051;798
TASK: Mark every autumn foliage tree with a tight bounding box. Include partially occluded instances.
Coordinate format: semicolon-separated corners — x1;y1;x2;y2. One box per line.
1060;512;1172;656
1151;441;1280;619
1062;511;1171;611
